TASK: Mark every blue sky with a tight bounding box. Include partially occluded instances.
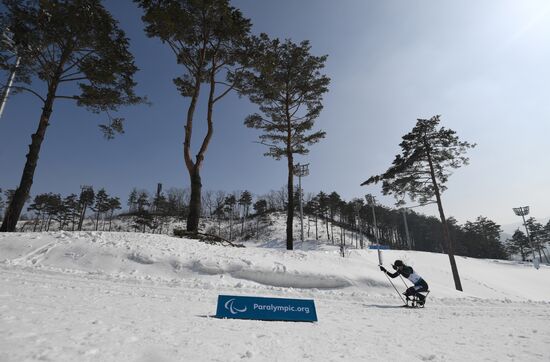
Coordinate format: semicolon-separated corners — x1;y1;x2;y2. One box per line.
1;0;549;226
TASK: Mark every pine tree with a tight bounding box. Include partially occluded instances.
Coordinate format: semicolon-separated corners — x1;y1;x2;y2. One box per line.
44;193;62;231
544;220;550;258
327;192;341;243
136;0;252;233
462;216;506;259
362;115;475;291
239;190;252;236
53;195;70;231
63;194;79;231
305;196;320;240
224;195;237;240
136;191;150;212
134;210;152;233
152;192;167;215
78;186;94;231
253;199;267;236
253;199;267;215
127;188;138;214
350;198;365;248
241;35;330;250
27;193;49;232
91;188;109;231
317;191;330;241
107;197;121;231
506;229;530;261
0;0;143;232
525;218;549;263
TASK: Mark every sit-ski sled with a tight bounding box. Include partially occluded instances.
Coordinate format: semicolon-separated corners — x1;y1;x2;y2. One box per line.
402;291;430;308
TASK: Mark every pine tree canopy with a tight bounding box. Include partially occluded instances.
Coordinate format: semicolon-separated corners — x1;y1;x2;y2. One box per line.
241;34;330;159
239;191;252;206
0;0;144;136
136;0;251;99
362;115;476;205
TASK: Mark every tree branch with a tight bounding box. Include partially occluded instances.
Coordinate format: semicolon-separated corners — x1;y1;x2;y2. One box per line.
256;116;277;126
255;140;277;148
60;49;95;76
9;85;45;102
54;95;79;101
213;83;235;103
171;40;198;71
59;76;87;83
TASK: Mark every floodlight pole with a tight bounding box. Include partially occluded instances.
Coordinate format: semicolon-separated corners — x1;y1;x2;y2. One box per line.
513;206;539;269
293;163;309;243
0;55;20;120
0;29;20;120
366;194;382;265
353;202;363;249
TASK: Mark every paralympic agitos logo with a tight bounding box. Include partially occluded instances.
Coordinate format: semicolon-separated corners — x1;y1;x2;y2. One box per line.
224;298;247;314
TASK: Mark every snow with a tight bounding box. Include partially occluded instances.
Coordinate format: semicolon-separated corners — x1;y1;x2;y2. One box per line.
1;229;549;361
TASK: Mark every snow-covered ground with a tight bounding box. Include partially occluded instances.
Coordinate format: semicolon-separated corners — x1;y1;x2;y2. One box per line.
1;230;549;361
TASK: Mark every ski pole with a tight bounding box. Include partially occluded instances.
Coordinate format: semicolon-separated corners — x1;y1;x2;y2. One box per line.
383;272;406;304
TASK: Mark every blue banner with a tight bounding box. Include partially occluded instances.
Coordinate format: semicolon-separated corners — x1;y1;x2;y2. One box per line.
368;245;391;250
215;295;317;322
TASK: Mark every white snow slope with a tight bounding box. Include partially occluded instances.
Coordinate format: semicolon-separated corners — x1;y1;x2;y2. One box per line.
1;231;549;362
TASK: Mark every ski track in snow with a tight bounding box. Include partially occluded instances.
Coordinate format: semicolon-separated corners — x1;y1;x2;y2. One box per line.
1;231;549;361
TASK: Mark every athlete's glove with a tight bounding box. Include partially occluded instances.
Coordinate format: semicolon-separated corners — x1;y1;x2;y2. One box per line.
379;266;386;273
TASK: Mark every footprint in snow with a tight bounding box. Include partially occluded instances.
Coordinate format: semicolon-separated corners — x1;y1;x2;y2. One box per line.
419;355;436;361
272;262;287;273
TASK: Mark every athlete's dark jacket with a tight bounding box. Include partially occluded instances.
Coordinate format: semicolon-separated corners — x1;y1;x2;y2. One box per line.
386;265;428;289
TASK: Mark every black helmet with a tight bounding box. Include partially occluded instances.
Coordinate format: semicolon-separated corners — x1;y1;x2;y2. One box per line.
392;260;404;270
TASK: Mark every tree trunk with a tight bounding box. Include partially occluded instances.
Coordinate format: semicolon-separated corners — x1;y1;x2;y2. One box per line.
325;214;329;241
342;223;345;244
286;154;294;250
229;207;233;240
241;206;245;236
425;138;463;291
330;218;334;244
186;168;202;232
285;94;294;250
78;203;87;231
1;90;57;232
315;213;318;240
46;215;52;231
32;213;39;232
0;45;71;232
185;48;218;233
95;211;100;231
109;210;114;231
183;71;202;232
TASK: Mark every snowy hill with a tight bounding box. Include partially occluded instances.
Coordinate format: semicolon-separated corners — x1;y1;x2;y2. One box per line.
15;211;365;248
1;230;549;361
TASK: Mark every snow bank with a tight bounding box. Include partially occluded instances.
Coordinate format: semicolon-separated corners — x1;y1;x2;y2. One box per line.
1;231;550;362
1;231;548;302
